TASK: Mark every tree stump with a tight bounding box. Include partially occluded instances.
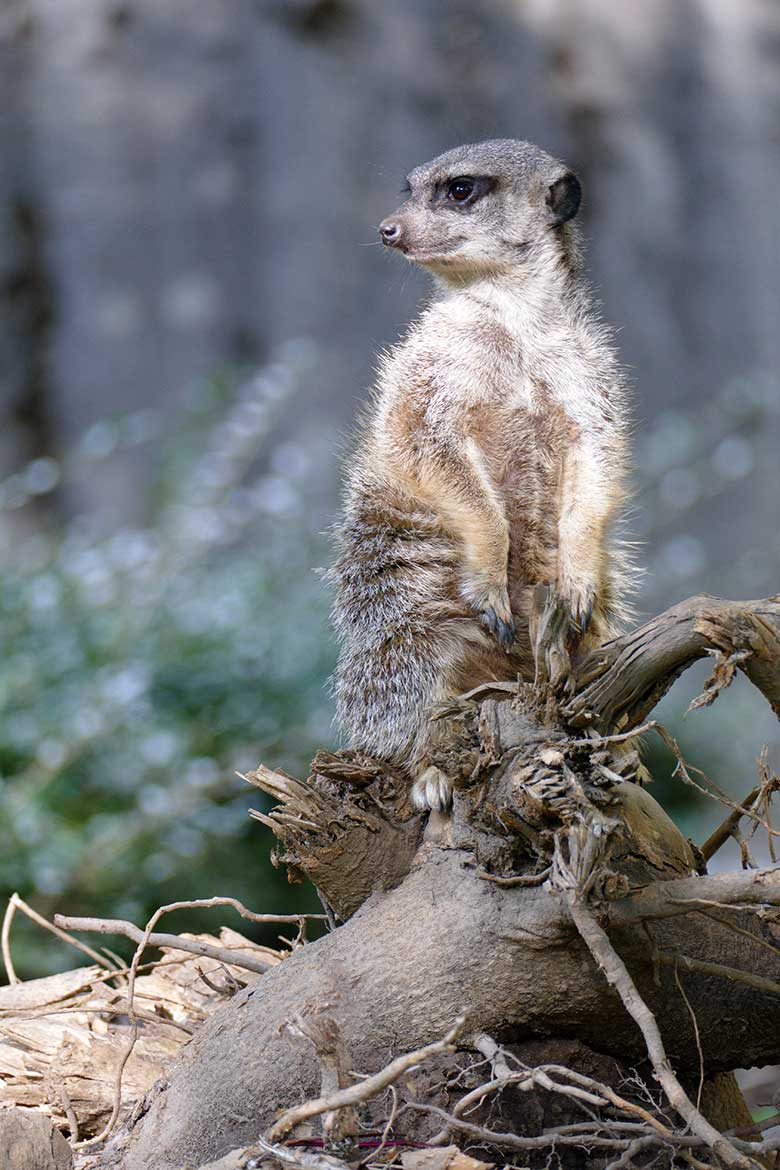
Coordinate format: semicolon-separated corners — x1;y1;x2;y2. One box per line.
87;596;780;1169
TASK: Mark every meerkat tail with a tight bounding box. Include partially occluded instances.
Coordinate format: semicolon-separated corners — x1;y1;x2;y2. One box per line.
328;496;476;769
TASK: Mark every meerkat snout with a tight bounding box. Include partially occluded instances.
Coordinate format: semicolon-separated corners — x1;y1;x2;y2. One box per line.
379;219;402;247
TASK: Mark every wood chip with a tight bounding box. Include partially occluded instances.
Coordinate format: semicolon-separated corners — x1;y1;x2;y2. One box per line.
402;1146;493;1170
0;1109;72;1169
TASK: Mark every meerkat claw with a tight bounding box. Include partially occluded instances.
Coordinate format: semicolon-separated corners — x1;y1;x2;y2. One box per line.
574;594;594;635
495;614;516;651
481;607;516;651
560;581;596;638
482;605;498;633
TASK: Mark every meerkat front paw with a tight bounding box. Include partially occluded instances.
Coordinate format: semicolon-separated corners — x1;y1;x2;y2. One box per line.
482;598;517;652
556;575;596;639
464;580;516;651
411;765;452;812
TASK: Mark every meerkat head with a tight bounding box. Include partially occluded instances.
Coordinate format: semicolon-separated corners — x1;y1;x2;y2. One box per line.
379;139;582;282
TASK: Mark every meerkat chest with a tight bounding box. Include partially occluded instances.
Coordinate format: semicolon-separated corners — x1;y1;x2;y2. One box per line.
462;369;579;487
446;311;593;440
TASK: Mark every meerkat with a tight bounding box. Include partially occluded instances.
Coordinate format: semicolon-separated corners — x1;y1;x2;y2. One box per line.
328;139;633;811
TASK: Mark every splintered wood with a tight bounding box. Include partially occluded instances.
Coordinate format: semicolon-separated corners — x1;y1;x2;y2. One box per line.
0;928;281;1138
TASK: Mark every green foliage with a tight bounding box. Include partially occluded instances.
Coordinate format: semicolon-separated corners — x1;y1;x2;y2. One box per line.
0;344;336;977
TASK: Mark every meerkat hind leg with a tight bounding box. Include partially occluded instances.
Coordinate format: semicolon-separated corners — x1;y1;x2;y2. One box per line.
411;765;452;812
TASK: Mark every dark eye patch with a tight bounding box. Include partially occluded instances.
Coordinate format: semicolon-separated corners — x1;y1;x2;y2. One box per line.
433;175;496;208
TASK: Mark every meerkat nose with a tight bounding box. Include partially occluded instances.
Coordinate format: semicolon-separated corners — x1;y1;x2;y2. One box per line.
379;220;402;247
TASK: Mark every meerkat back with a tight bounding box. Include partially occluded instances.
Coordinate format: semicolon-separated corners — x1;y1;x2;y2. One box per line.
329;139;632;811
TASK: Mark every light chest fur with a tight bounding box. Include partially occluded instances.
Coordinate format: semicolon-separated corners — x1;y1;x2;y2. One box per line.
362;288;623;623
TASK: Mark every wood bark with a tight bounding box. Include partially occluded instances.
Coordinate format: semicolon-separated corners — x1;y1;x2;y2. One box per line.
0;1109;72;1170
111;596;780;1169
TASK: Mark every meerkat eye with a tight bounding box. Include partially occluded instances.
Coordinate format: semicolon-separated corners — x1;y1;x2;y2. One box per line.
447;177;475;202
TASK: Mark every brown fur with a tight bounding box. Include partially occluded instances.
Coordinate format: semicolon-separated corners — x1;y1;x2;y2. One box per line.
328;140;634;808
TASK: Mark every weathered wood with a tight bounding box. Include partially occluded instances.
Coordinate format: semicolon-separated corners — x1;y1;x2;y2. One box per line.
568;594;780;730
0;930;277;1138
117;843;780;1169
0;1109;72;1170
246;755;422;921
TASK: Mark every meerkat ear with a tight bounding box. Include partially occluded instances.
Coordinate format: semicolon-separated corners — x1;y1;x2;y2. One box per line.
545;171;582;225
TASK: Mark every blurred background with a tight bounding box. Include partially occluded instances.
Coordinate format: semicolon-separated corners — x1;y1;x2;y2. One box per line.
0;0;779;982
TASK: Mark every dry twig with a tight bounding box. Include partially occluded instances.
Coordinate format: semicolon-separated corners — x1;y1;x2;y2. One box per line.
410;1103;666;1154
476;865;552;888
268;1017;465;1141
656;949;780;998
565;890;757;1170
4;892;117;979
670;960;704;1110
54;916;275;976
700;784;763;862
430;1058;686;1151
609;864;780;927
1;897;18;985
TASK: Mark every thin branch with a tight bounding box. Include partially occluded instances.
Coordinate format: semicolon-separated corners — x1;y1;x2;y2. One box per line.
7;892;117;975
692;904;780;959
429;1070;605;1144
649;723;780;843
604;1135;659;1170
268;1017;465;1141
74;895;324;927
609;864;780;928
54;916;277;976
472;1034;513;1080
357;1085;398;1168
415;1102;780;1160
671;960;704;1109
543;1121;651;1136
56;1081;79;1145
561;721;662;748
430;1059;682;1149
1;897;18;984
753;749;780;863
566;890;756;1170
407;1104;653;1153
656;949;780;998
700;785;762;862
477;865;552;888
539;1065;678;1141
